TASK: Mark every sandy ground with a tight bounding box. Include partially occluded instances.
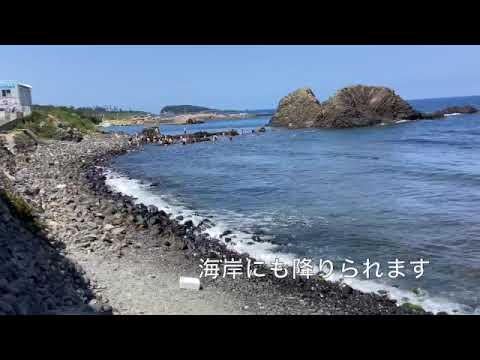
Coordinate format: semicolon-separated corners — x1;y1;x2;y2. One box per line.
74;247;249;315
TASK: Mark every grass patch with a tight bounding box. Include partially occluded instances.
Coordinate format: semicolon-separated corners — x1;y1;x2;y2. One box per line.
0;189;45;233
19;111;58;138
13;131;38;150
14;106;100;139
13;131;33;144
400;302;425;314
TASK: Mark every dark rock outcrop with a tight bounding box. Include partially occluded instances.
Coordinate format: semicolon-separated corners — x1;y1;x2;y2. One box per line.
316;85;421;128
270;85;421;129
422;105;478;119
185;118;205;124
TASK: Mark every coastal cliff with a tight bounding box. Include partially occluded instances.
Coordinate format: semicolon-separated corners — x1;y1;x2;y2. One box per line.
270;85;478;129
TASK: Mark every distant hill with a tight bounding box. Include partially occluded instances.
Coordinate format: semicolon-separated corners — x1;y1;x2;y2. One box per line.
160;104;275;116
160;105;216;115
243;109;275;116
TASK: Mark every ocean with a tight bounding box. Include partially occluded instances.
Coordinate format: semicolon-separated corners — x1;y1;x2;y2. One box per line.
103;96;480;314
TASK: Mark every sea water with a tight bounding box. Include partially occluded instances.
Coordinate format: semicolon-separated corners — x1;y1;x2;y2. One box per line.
104;96;480;314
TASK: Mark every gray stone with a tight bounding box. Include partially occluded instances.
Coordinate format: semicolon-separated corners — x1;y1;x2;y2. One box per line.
104;224;115;231
0;300;15;314
111;227;126;236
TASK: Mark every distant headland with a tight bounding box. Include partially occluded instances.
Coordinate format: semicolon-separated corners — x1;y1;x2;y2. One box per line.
102;105;274;127
160;105;274;117
160;105;218;115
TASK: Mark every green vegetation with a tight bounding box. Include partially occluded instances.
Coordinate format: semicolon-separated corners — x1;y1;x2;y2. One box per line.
161;105;216;115
13;131;32;144
34;105;150;121
19;111;58;138
12;130;39;149
15;106;100;139
77;107;150;121
11;105;152;139
0;189;44;233
411;287;421;296
400;302;425;313
33;105;103;125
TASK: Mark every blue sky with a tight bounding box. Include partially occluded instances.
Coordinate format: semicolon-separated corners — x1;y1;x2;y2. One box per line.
1;45;479;113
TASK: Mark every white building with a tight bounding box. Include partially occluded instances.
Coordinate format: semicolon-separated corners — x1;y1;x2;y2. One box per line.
0;81;32;129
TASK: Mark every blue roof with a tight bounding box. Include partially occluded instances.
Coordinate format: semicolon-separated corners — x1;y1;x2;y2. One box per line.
0;81;32;89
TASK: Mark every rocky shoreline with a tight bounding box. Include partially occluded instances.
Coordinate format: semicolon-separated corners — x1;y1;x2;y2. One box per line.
1;132;433;314
101;112;253;127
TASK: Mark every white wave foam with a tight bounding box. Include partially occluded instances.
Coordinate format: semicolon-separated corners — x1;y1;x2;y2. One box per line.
326;272;467;314
103;168;471;315
444;113;462;117
103;168;297;265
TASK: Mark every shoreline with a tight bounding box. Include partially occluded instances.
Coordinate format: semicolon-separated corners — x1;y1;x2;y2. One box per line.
101;113;267;127
2;132;432;314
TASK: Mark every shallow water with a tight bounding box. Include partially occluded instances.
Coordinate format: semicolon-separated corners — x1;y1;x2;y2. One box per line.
105;96;480;314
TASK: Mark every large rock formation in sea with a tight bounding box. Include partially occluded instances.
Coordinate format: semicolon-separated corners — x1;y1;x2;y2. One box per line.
269;88;324;129
270;85;422;129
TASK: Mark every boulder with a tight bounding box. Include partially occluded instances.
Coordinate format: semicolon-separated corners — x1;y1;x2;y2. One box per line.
269;88;323;128
316;85;420;128
56;126;83;142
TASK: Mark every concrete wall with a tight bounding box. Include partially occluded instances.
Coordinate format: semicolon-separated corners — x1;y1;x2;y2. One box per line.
17;85;32;116
0;113;24;132
0;111;13;129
